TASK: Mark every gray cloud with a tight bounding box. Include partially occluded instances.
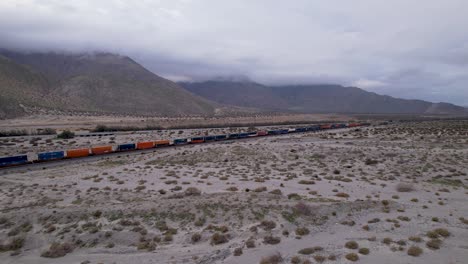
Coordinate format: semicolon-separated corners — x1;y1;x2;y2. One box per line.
0;0;467;105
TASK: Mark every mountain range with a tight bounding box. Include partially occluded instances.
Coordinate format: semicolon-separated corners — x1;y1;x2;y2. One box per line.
180;81;468;115
0;50;214;118
0;50;466;118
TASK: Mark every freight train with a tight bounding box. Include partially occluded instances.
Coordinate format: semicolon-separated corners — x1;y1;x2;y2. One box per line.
0;122;369;168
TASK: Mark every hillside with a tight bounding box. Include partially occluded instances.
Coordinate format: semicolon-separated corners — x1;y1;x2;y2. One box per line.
0;50;215;118
181;81;468;115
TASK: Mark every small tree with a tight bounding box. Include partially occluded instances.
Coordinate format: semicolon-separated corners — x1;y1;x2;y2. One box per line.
57;130;75;139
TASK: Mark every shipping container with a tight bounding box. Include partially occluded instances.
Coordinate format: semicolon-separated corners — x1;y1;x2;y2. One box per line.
204;136;216;142
38;151;65;161
173;138;188;145
228;133;239;139
239;133;249;138
137;141;155;150
257;131;268;136
66;148;90;158
267;130;280;135
0;155;28;167
155;140;170;147
190;137;205;144
279;129;289;134
118;143;136;151
295;127;307;132
215;135;227;141
320;124;332;129
247;132;258;137
91;146;113;155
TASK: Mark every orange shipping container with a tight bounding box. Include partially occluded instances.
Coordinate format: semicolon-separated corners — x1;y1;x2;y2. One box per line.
137;141;155;149
154;140;170;146
67;148;89;158
91;146;113;155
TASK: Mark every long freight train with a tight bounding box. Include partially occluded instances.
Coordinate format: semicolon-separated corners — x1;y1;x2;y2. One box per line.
0;122;369;168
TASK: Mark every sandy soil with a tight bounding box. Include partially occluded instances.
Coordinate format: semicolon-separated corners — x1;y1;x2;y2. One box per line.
0;120;467;264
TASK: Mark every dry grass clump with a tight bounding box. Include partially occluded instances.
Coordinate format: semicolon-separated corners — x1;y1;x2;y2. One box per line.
298;246;322;255
396;183;415;192
41;242;74;258
263;235;281;245
345;240;359;249
260;220;277;230
184;187;201;196
426;239;442;250
191;233;201;243
345;252;359;261
298;180;315;185
211;233;229;245
358;247;370;255
407;246;423;256
295;227;310;236
434;228;450;237
408;236;422;242
335;192;350;198
259;252;283;264
246;238;256;248
233;247;243;256
0;236;25;252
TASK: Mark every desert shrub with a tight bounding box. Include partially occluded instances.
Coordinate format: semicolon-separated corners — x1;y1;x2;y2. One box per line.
426;231;439;239
0;236;25;252
191;233;201;243
292;202;312;216
434;228;450;237
211;233;228;245
358;247;370;255
259;252;283;264
263;235;281;245
426;239;442;250
184;187;201;196
396;183;415;192
269;189;282;195
233;247;243;256
345;253;359;261
41;242;74;258
295;227;310;236
345;241;359;249
408;236;422;242
335;192;350;198
298;180;315;185
246;239;256;248
291;256;302;264
57;130;75;139
298;247;321;255
407;246;423;256
226;187;238;191
382;237;393;244
260;220;276;230
254;186;267;192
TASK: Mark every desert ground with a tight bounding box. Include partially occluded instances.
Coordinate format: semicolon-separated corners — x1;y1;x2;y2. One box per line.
0;120;467;264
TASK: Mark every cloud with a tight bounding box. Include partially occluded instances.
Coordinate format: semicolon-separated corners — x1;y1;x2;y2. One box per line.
0;0;467;105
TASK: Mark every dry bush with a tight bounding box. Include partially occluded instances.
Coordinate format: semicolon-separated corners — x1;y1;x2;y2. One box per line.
211;233;229;245
434;228;450;237
41;242;74;258
345;241;359;249
233;247;243;256
263;236;281;245
184;187;201;196
407;246;423;256
259;252;283;264
426;239;442;250
295;227;310;236
191;233;201;243
246;238;256;248
335;192;350;198
396;183;415;192
345;253;359;261
260;220;277;230
358;247;370;255
292;202;312;216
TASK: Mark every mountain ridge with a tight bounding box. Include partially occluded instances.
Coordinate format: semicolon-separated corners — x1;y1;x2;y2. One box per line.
180;80;468;115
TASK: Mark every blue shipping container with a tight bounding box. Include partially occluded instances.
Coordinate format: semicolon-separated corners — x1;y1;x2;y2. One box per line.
0;155;28;167
215;135;227;140
174;138;188;145
204;136;215;141
228;133;239;139
118;143;136;151
38;151;65;161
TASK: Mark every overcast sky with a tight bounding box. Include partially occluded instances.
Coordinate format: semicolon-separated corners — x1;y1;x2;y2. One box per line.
1;0;467;105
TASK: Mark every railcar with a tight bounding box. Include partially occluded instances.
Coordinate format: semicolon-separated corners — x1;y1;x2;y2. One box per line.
155;140;170;147
117;143;136;151
228;133;239;139
204;135;216;142
136;141;155;150
215;135;227;141
0;155;29;167
190;137;205;144
257;131;268;136
238;133;249;138
247;132;258;137
38;151;65;161
66;148;90;158
173;138;188;145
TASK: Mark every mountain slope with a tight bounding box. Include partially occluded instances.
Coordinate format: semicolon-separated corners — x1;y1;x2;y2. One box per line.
0;51;215;117
181;81;468;115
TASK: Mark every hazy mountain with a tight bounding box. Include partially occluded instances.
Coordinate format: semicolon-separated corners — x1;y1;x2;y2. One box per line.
181;81;468;115
0;50;215;118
